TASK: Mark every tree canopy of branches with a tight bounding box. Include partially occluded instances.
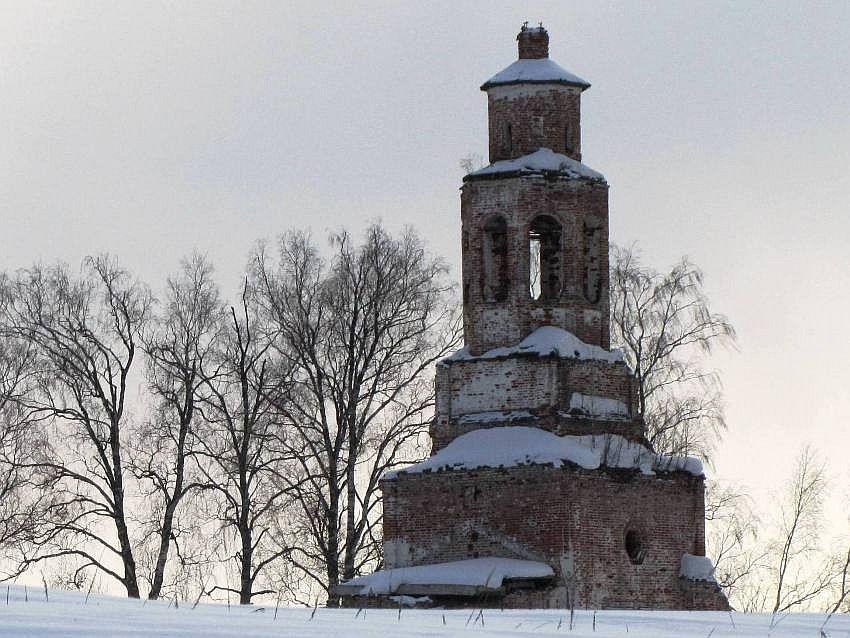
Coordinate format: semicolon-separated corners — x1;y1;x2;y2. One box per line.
704;480;766;608
133;254;222;600
609;245;736;460
252;224;460;604
0;338;55;574
768;446;834;614
193;282;297;605
0;256;151;597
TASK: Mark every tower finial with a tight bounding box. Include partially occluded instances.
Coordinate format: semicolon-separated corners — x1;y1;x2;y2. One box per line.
517;22;549;59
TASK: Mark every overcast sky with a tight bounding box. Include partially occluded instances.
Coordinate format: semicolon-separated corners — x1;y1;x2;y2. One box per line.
2;1;850;533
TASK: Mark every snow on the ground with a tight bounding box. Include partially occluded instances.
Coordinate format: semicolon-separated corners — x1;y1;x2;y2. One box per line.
445;326;622;364
482;58;590;88
342;557;554;595
467;148;605;181
0;585;847;638
383;426;703;480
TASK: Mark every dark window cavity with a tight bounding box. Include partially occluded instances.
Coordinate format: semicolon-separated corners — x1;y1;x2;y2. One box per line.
625;529;645;565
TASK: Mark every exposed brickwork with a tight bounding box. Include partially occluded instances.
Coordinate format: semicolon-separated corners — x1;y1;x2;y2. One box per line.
487;86;583;162
382;464;727;610
460;177;610;355
432;354;642;451
350;25;729;612
517;25;549;60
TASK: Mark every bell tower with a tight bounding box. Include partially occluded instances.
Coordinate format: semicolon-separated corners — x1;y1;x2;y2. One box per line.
338;25;729;614
461;24;610;356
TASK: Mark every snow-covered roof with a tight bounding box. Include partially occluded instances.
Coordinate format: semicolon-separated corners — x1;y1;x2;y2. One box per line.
384;426;704;480
445;325;622;364
466;148;605;182
481;58;590;90
338;557;554;596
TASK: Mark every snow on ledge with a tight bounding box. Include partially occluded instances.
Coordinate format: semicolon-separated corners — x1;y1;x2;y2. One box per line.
569;393;629;418
467;148;605;181
384;426;704;480
680;554;717;582
457;410;534;425
445;326;623;364
481;58;590;89
341;558;554;595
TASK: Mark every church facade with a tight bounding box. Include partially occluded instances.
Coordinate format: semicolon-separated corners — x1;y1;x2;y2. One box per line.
338;25;729;611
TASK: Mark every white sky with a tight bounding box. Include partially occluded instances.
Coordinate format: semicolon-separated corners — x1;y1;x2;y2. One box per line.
2;1;850;537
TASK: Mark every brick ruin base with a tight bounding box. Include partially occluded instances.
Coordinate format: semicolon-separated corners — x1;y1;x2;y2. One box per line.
379;463;729;610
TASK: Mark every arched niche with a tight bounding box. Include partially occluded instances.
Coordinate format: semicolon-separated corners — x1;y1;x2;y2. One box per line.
528;214;562;301
583;222;602;304
482;215;509;302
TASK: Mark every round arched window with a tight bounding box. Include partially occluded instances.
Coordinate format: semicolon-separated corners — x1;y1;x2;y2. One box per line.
528;215;562;301
625;529;645;565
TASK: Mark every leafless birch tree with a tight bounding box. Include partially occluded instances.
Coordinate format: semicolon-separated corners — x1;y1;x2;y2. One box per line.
193;283;296;605
252;225;461;604
769;446;834;613
609;245;736;460
704;480;766;607
0;256;151;597
0;338;55;576
133;254;222;600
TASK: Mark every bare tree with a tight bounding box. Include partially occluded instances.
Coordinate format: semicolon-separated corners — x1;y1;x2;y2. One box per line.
609;245;736;460
0;256;151;597
0;338;55;575
133;254;222;600
769;446;834;613
193;282;296;605
252;225;461;604
704;480;766;607
828;540;850;614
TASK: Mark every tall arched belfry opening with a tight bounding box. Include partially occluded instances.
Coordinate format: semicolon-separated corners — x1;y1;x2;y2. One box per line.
337;24;729;611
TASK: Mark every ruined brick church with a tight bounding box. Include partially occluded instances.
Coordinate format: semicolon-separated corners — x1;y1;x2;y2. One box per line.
338;25;728;610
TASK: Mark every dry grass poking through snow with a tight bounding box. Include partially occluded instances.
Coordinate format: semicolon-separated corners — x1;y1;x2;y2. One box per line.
0;585;848;637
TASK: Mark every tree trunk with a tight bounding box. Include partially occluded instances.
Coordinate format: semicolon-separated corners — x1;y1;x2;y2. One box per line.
147;499;178;600
240;524;253;605
114;509;140;598
324;488;341;607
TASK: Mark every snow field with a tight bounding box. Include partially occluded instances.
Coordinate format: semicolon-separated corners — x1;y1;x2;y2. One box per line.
0;586;848;638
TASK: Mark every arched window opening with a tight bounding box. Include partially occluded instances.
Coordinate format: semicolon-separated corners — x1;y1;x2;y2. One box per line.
565;123;574;156
529;215;562;301
625;529;645;565
482;216;509;302
583;224;602;303
505;122;513;156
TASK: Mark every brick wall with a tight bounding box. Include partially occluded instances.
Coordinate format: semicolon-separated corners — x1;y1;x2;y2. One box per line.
432;354;642;450
487;85;583;162
382;464;727;610
461;177;610;355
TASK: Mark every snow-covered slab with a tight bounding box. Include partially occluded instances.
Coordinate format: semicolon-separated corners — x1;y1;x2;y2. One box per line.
445;325;622;364
680;554;717;582
466;148;605;181
384;426;703;480
481;58;590;89
339;557;554;596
